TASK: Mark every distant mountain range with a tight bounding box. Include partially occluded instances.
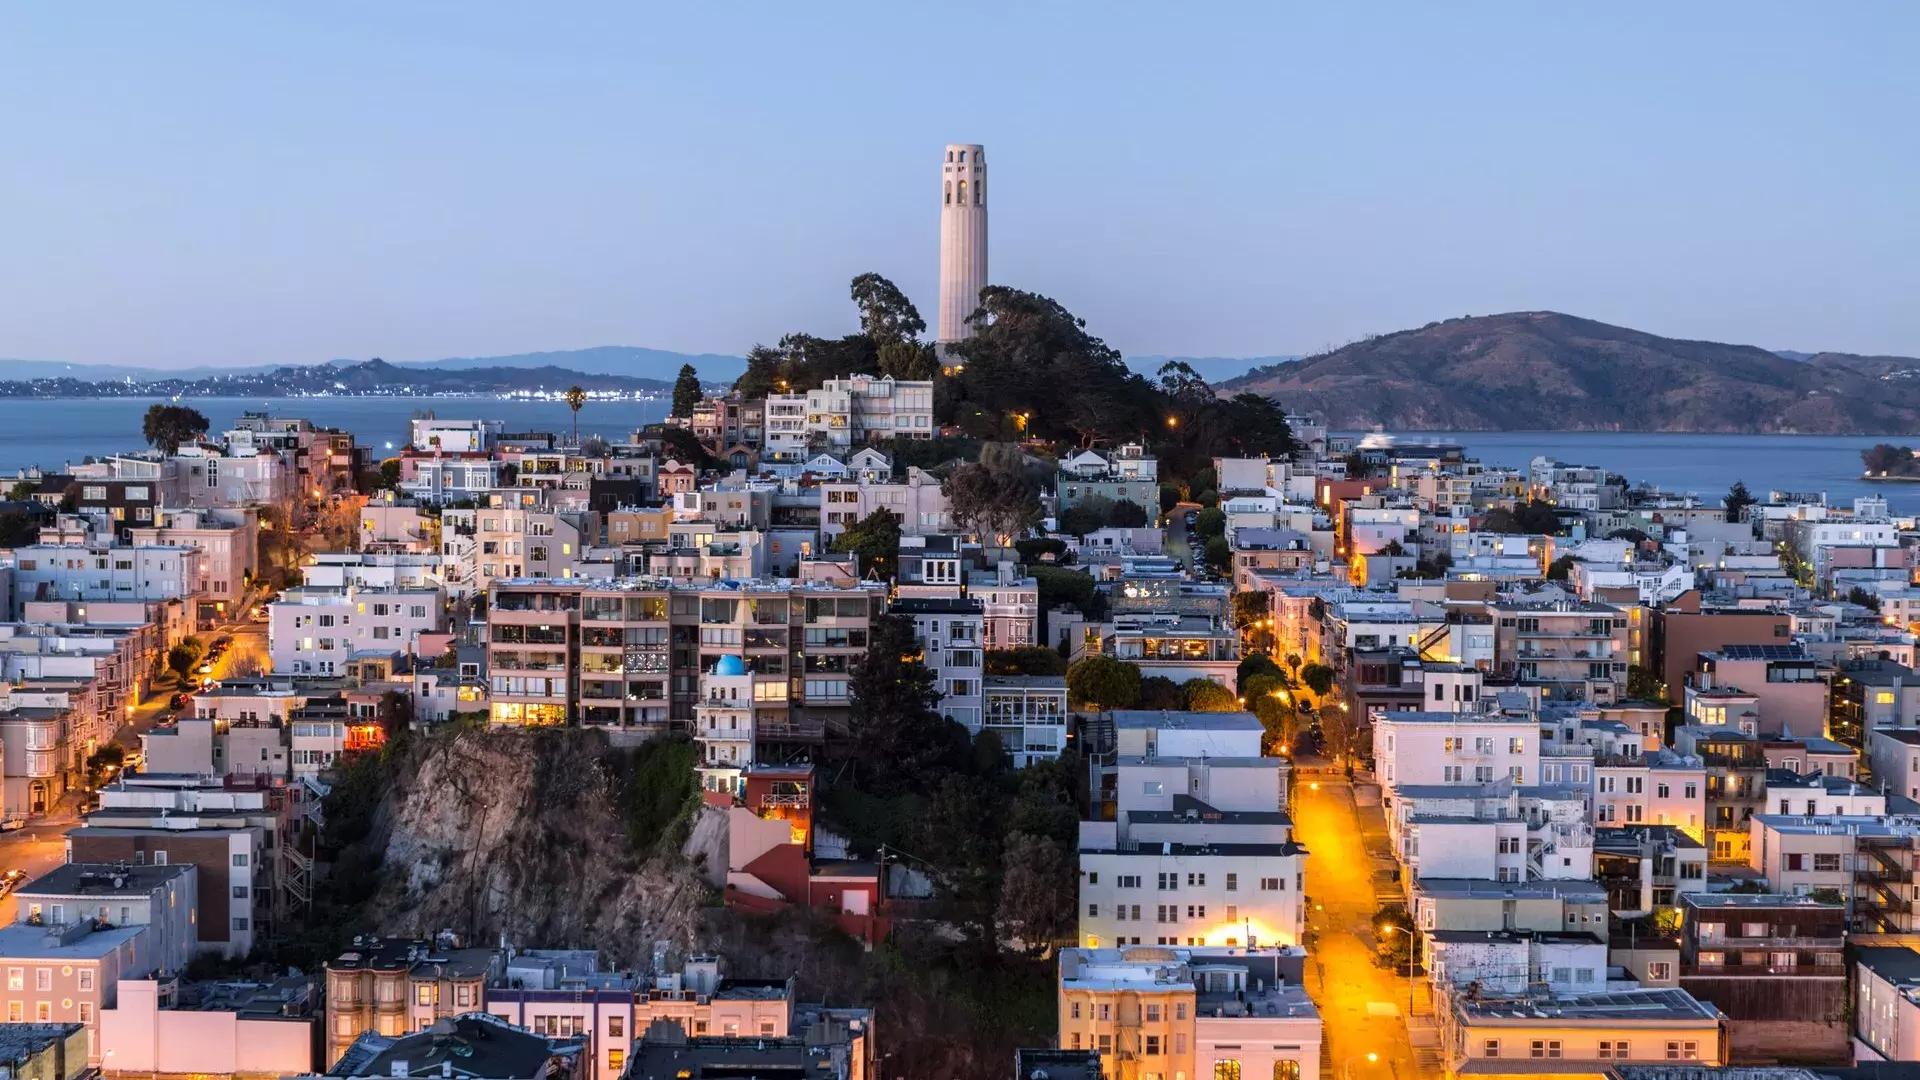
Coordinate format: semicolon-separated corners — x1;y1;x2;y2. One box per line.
1219;312;1920;434
1124;354;1299;382
0;358;675;400
0;345;747;388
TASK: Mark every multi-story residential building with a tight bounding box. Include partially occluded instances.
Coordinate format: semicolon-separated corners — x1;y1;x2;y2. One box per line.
816;469;952;542
485;577;884;739
1056;946;1321;1080
70;779;276;958
268;585;445;677
127;506;258;625
969;564;1039;650
0;696;66;818
12;863;198;978
441;505;595;594
1836;657;1920;745
1691;644;1829;738
1593;826;1708;916
64;473;167;541
800;375;934;449
408;417;501;454
1080;712;1304;951
1671;725;1769;864
1228;528;1314;591
1870;728;1920;800
1592;748;1706;838
982;676;1068;768
1376;709;1539;795
484;952;797;1080
1678;893;1847;1062
322;936;502;1067
1652;591;1792;707
1055;445;1159;514
762;394;810;462
99;976;317;1080
1410;878;1611;943
0;915;158;1065
1489;598;1631;704
1093;614;1239;688
6;540;201;617
892;596;982;734
1852;946;1920;1063
170;445;297;512
1440;987;1726;1075
1427;929;1609;997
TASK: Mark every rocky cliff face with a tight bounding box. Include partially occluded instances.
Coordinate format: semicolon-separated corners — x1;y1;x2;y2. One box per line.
358;729;713;967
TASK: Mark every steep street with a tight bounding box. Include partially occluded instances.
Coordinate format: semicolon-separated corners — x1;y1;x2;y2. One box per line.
1294;769;1425;1080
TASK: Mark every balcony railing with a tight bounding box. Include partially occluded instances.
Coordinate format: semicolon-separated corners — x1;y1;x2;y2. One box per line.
1700;935;1844;950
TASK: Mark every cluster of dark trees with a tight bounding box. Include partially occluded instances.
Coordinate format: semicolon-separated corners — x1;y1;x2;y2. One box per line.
827;614;1083;952
730;275;1297;497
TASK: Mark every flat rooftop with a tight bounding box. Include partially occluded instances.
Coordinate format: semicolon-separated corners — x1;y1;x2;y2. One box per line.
16;862;193;897
1112;710;1261;731
1456;986;1720;1022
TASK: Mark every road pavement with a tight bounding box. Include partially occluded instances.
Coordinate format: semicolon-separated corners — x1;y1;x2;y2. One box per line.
0;821;76;924
1294;769;1425;1080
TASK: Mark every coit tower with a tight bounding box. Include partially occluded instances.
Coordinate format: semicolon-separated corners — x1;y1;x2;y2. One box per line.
937;143;988;344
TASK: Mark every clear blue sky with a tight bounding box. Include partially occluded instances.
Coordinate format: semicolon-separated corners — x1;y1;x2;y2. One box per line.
3;4;1915;371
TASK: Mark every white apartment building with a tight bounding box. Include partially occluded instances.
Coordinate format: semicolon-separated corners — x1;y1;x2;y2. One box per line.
818;468;953;541
1853;946;1920;1062
410;417;502;454
267;586;445;676
302;551;446;591
1376;710;1539;793
6;542;201;617
442;505;593;595
763;394;810;462
982;676;1068;768
1081;712;1305;951
399;454;504;505
893;596;982;733
693;657;760;793
1870;729;1920;802
804;375;935;449
170;445;297;510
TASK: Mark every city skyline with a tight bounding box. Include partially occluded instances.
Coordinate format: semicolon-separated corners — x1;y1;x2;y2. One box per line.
2;4;1917;370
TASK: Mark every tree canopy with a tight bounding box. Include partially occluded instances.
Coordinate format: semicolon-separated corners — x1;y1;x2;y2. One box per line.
671;364;702;418
1482;499;1563;535
142;403;210;455
1724;480;1758;523
1066;655;1141;710
830;508;902;577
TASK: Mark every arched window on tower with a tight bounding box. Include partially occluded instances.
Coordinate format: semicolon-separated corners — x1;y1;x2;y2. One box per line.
974;181;983;206
944;183;951;206
958;150;966;163
957;179;967;205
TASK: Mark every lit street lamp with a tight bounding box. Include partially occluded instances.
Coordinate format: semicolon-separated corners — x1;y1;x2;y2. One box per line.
1379;923;1418;1012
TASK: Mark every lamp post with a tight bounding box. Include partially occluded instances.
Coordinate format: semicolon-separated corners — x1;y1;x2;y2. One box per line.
1381;924;1418;1013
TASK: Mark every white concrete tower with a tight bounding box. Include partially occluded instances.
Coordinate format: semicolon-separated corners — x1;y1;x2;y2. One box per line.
937;143;988;344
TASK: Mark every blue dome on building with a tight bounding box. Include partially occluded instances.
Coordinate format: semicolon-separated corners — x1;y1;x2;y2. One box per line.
713;655;747;677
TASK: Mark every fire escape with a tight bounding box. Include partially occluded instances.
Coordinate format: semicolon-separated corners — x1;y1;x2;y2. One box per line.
1856;835;1916;933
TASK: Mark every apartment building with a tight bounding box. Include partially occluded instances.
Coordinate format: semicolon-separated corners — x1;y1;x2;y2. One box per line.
0;916;158;1066
982;676;1068;768
1852;946;1920;1063
892;596;983;734
1678;893;1847;1062
127;506;258;625
1056;445;1159;514
322;936;502;1067
1592;749;1706;837
170;446;297;512
1440;987;1725;1075
1376;710;1539;795
1081;712;1304;951
12;863;198;978
1489;598;1631;704
442;505;595;594
70;780;276;958
1653;592;1791;706
319;1012;582;1080
1056;947;1320;1080
484;953;795;1080
800;375;934;449
99;976;317;1080
1410;878;1611;943
1870;728;1920;801
484;577;884;737
1593;826;1708;916
816;469;952;542
6;541;201;617
396;452;503;505
969;564;1039;650
1671;726;1768;864
1691;644;1829;738
268;586;444;677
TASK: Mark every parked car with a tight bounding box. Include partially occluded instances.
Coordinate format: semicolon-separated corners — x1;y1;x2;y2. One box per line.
0;820;24;835
169;692;192;710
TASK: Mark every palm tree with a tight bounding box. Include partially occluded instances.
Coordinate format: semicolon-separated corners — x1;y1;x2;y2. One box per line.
564;385;587;447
